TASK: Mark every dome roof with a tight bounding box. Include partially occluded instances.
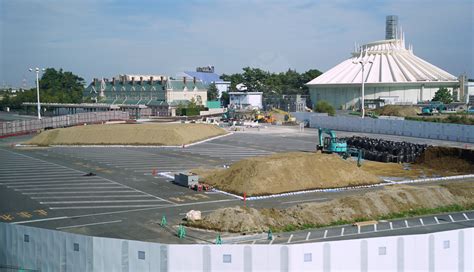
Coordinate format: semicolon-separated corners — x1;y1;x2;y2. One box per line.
307;37;458;86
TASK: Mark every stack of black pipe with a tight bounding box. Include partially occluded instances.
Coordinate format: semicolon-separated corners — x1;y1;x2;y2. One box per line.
342;136;428;163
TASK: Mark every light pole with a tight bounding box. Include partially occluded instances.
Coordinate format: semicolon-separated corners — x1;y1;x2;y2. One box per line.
29;67;45;120
353;50;373;118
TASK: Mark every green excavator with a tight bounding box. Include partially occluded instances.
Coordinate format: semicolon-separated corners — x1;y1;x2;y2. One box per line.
316;127;362;167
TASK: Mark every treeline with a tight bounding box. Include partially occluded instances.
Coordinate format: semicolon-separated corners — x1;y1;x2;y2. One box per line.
0;68;85;110
220;67;322;95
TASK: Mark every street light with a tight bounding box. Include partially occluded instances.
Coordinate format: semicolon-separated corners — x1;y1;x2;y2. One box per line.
353;49;373;118
29;67;45;120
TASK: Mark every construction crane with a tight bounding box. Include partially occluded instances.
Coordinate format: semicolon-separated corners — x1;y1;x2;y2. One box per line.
316;128;362;167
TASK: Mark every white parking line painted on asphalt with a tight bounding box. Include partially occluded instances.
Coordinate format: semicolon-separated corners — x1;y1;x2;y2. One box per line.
341;228;345;236
389;222;393;230
1;179;103;186
40;199;169;204
374;224;377;232
11;216;69;225
22;190;138;195
31;194;150;199
287;234;293;243
252;240;256;244
357;226;360;234
448;215;455;222
463;213;469;220
420;218;424;226
49;204;172;210
15;186;126;191
269;238;274;245
8;182;115;188
56;220;123;230
434;217;440;224
306;232;311;241
323;230;328;238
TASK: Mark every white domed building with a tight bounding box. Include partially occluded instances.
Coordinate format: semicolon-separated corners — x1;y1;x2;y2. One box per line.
307;17;460;110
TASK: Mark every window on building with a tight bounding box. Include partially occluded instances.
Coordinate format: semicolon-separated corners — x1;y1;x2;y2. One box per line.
223;254;232;263
73;243;79;252
304;253;312;262
138;251;145;260
24;234;29;243
378;247;387;255
443;240;450;249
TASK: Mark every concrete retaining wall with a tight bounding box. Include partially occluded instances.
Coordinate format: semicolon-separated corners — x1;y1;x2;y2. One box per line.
0;111;130;137
1;223;472;271
292;112;474;143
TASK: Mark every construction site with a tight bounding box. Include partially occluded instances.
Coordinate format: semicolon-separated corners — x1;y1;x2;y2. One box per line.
1;108;473;271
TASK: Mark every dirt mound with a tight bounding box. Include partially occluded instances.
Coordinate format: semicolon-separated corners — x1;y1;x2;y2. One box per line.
416;146;474;173
189;182;474;233
374;105;420;117
198;152;380;196
26;123;226;146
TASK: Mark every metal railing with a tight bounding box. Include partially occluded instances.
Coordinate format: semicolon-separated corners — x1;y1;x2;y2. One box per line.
0;111;130;137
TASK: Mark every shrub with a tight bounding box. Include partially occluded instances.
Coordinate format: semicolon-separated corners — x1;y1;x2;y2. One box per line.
314;100;335;116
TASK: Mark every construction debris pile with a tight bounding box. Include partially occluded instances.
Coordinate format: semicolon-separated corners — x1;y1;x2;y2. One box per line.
343;136;428;163
188;182;474;233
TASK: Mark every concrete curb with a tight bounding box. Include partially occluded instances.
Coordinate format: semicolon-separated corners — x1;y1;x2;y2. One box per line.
158;172;474;201
15;132;233;148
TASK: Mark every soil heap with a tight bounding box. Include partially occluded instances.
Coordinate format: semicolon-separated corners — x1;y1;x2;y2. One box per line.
189;182;474;233
374;105;420;117
198;152;380;196
26;123;226;146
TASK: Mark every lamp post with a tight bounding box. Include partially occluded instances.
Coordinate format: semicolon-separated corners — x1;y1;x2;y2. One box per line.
353;51;373;118
29;67;45;120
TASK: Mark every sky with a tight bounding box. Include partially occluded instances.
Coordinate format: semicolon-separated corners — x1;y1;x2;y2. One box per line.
0;0;473;88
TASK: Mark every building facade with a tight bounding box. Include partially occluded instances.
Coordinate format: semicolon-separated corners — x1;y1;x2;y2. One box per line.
84;76;207;116
307;17;460;110
229;92;263;109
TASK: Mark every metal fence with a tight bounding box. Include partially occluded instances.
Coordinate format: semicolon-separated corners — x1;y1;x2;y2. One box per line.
292;112;474;143
0;223;472;271
0;111;130;137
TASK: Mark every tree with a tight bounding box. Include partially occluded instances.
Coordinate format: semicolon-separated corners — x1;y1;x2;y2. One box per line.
220;67;323;96
432;87;453;104
207;83;219;101
2;68;85;109
220;91;230;107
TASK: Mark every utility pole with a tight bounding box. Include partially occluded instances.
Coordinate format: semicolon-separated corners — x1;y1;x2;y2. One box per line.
29;67;45;120
352;49;373;118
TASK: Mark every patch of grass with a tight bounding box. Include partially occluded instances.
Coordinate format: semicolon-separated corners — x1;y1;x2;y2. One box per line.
406;115;474;125
275;204;474;233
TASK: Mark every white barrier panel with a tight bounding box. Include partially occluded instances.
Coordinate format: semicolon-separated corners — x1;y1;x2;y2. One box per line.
0;222;472;271
292;113;474;144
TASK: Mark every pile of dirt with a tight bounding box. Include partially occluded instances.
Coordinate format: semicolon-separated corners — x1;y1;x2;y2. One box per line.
416;146;474;174
189;182;474;233
26;123;226;146
197;152;380;196
374;105;421;117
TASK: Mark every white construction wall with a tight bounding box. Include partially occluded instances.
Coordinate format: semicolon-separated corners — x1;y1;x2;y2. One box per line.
1;222;472;271
292;112;474;143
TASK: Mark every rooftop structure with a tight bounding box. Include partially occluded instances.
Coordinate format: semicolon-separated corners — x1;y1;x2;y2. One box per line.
307;16;460;109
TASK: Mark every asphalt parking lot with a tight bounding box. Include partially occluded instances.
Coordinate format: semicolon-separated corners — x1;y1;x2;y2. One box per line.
0;126;472;244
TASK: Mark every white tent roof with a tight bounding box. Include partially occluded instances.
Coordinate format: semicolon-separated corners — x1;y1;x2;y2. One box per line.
307;37;458;86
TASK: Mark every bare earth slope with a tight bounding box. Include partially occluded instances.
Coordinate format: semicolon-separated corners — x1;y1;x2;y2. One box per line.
198;152;380;196
189;182;474;233
26;123;226;146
